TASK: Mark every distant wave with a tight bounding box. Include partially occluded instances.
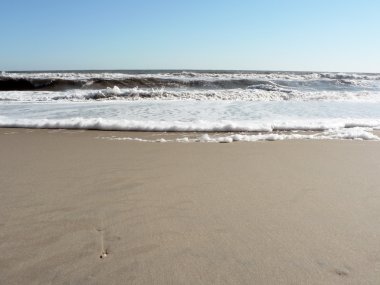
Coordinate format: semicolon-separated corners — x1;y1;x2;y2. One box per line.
1;71;379;91
3;70;380;81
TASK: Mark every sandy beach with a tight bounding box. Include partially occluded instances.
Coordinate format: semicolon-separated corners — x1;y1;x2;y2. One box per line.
1;128;380;284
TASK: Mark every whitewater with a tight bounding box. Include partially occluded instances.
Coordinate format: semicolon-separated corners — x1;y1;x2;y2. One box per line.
1;70;380;142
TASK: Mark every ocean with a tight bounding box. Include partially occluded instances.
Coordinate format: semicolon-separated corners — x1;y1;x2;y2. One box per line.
1;70;380;142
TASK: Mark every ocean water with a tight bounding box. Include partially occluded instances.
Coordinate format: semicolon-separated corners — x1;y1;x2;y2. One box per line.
1;70;380;142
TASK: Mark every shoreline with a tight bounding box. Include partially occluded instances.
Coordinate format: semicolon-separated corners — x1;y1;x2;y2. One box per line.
1;128;380;284
1;127;379;143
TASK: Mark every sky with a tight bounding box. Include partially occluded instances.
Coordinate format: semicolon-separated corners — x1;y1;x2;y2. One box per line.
1;0;379;72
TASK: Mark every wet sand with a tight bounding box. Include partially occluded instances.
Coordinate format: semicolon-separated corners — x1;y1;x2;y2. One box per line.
1;128;380;284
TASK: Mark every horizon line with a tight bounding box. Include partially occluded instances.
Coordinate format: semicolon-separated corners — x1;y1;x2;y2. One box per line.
3;68;380;74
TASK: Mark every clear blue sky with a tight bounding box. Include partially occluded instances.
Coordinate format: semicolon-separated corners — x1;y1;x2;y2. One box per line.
1;0;379;72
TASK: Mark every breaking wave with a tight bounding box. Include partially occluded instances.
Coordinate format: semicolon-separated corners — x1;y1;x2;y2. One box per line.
1;70;379;92
1;86;380;102
1;70;380;141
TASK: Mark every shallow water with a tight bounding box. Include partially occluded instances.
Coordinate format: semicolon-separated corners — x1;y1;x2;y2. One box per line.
1;70;380;141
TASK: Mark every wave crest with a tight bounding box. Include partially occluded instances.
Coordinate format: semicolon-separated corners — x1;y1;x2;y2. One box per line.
1;71;379;91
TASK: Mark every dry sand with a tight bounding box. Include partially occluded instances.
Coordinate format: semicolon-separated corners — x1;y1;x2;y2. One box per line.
1;128;380;284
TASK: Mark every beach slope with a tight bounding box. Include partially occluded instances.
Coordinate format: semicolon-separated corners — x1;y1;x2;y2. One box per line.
1;129;380;284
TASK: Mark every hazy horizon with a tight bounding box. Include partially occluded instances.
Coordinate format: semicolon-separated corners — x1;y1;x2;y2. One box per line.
4;69;380;74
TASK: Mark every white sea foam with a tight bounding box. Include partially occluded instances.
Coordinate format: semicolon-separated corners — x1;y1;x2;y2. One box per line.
1;88;380;102
200;128;380;142
0;118;271;132
95;127;380;143
1;71;380;142
1;117;380;133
